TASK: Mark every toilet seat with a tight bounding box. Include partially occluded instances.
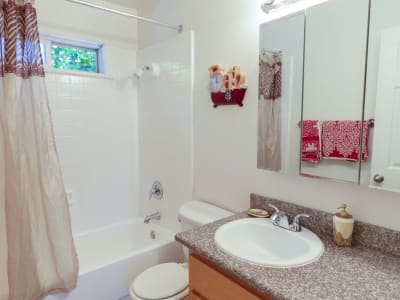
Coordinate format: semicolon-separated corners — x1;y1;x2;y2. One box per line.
130;287;189;300
130;263;189;300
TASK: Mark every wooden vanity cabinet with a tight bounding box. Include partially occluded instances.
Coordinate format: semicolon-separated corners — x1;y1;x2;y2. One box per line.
188;252;272;300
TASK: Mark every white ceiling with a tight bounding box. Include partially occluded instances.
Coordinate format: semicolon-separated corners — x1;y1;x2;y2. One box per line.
105;0;138;9
103;0;157;12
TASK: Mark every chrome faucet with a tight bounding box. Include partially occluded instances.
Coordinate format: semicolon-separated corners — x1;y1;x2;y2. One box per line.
269;204;290;229
290;214;311;232
144;212;161;224
268;204;310;232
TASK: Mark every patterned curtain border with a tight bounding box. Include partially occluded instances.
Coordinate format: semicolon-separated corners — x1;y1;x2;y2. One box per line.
0;0;45;78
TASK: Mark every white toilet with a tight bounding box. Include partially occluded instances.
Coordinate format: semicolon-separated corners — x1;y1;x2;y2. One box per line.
130;200;233;300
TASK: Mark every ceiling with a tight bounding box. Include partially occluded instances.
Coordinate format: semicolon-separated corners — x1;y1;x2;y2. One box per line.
106;0;138;9
103;0;157;12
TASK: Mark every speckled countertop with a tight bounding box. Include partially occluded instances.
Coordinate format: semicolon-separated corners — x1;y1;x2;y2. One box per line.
175;212;400;300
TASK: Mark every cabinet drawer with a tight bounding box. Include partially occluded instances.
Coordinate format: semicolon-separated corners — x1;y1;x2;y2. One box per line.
189;291;206;300
189;253;271;300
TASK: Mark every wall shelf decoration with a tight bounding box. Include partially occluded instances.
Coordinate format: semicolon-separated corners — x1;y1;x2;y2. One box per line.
211;89;247;108
208;64;248;108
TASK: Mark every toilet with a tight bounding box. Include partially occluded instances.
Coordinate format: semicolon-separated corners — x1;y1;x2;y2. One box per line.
130;200;233;300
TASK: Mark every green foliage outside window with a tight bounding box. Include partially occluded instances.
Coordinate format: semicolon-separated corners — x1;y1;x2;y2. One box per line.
51;44;99;73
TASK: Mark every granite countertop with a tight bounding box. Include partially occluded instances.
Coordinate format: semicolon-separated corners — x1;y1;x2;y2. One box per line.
175;212;400;300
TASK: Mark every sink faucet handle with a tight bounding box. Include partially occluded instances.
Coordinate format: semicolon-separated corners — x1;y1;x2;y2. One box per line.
290;214;310;232
268;204;280;213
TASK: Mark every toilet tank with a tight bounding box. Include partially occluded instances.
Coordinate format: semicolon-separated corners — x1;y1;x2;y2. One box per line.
178;200;233;231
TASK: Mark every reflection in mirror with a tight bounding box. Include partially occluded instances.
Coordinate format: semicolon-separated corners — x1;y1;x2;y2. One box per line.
258;14;304;174
258;0;400;193
258;49;282;171
300;0;370;183
362;0;400;193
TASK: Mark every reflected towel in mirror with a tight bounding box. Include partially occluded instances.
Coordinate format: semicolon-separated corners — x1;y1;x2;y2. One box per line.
301;120;322;163
321;120;369;161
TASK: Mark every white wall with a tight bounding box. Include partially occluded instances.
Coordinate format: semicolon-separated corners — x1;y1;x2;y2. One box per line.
136;0;400;231
137;32;193;233
35;0;139;233
135;0;185;49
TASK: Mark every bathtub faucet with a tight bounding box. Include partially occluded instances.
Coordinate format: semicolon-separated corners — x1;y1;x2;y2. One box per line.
144;212;161;224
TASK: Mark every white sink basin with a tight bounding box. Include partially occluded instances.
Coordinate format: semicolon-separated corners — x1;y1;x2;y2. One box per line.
214;218;324;268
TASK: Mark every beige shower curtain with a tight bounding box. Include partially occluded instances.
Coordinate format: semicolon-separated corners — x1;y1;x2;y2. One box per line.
0;1;78;300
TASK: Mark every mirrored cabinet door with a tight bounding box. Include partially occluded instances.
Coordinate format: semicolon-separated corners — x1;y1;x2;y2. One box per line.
258;13;304;174
300;0;370;183
258;0;400;194
362;0;400;193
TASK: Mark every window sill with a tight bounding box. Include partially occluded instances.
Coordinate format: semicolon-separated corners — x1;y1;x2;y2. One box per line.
44;67;115;80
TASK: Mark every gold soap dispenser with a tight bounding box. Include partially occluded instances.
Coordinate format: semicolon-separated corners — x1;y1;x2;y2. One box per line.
333;204;354;247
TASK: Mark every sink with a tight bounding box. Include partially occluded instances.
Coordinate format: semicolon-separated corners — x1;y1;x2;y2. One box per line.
214;218;324;268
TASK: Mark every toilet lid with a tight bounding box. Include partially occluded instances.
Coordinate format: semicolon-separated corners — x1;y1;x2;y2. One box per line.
132;263;188;300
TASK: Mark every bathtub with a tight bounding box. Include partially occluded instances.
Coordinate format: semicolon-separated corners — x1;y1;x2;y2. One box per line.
46;219;183;300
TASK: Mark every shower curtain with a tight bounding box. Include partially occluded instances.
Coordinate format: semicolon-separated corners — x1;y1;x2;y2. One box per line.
0;1;78;299
258;51;282;171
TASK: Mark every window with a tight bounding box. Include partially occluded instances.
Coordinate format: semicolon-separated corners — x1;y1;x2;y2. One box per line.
40;43;46;64
40;34;104;74
51;43;99;73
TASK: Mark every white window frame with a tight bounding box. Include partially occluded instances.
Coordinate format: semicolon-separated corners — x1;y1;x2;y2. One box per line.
40;33;110;79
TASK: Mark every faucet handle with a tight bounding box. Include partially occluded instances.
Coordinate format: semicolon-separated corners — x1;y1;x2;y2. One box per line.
290;213;310;232
149;181;163;200
268;204;279;213
269;205;290;229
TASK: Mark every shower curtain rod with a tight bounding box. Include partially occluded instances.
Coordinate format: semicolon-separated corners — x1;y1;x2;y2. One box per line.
65;0;183;32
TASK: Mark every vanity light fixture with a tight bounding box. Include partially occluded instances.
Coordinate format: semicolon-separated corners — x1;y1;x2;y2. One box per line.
261;0;301;13
261;0;327;14
261;0;276;14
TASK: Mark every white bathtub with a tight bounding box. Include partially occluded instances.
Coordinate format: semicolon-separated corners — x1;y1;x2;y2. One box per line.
46;219;183;300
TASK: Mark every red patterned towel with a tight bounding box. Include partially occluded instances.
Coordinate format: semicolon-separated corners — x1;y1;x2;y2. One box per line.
322;121;369;161
301;120;321;163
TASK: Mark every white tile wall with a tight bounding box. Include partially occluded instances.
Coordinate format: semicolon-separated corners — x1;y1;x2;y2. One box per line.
34;0;140;234
47;71;139;233
138;32;194;233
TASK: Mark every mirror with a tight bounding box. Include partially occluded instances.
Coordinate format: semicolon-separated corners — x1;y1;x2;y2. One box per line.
300;0;369;184
258;13;304;174
258;0;400;193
